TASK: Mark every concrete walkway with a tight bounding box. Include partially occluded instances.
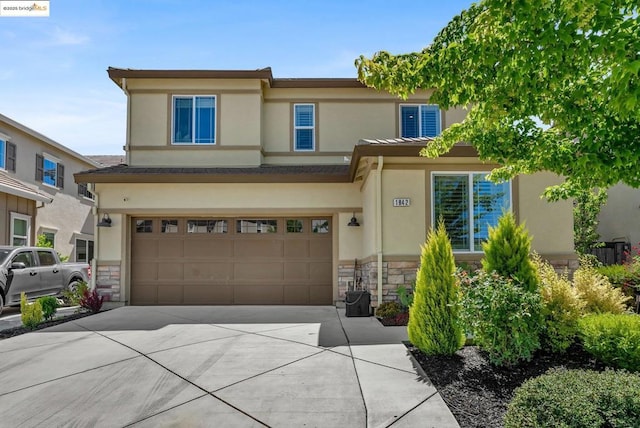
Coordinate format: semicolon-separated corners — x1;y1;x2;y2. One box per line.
0;306;459;428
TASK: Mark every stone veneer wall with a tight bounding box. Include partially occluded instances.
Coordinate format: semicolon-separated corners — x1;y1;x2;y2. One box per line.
96;263;121;302
338;256;578;307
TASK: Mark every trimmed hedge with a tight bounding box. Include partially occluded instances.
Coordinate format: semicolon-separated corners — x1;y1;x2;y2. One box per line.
504;368;640;428
578;313;640;371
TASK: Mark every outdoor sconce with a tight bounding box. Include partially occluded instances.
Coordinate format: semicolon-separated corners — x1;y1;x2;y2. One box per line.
347;213;360;227
97;214;112;227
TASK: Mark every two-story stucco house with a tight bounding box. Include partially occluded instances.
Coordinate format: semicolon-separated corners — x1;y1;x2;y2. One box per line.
74;67;576;306
1;113;99;262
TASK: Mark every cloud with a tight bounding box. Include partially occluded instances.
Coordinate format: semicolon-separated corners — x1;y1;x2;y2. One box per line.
47;27;90;46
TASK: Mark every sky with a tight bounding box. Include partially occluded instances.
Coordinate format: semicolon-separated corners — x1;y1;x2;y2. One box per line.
0;0;474;156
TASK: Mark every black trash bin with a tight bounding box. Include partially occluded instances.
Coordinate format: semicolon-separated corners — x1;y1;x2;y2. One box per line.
345;290;371;317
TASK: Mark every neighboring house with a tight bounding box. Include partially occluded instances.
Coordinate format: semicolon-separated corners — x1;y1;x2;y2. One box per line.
87;155;126;167
598;184;640;251
74;67;575;306
0;113;100;262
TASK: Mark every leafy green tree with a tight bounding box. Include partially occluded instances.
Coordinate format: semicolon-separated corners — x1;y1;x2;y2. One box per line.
408;221;465;355
356;0;640;199
482;212;539;293
573;188;608;255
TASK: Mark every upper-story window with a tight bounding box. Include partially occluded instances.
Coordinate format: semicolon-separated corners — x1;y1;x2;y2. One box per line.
173;95;216;144
0;139;17;172
78;183;94;199
294;103;315;151
400;104;441;138
35;154;64;189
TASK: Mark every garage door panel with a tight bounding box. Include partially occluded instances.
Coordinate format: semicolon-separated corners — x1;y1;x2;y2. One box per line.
132;262;158;281
284;240;309;257
234;262;283;280
234;240;283;258
309;262;332;278
132;240;158;260
158;285;183;304
309;285;333;305
184;262;231;281
284;286;310;304
284;262;309;280
131;285;158;305
158;241;184;258
158;263;184;280
184;284;233;304
235;285;283;304
309;239;332;258
184;240;232;258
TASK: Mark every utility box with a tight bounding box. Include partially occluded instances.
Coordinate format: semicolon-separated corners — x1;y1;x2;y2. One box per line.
345;291;371;317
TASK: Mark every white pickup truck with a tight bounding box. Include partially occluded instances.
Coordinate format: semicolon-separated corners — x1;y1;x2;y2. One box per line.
0;246;91;314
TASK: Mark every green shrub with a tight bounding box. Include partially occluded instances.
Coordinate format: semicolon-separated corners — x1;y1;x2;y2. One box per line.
20;292;43;329
482;211;539;293
37;296;59;321
396;284;414;309
578;313;640;371
79;288;104;313
597;263;639;299
460;271;543;366
504;368;640;428
376;301;403;318
573;188;607;256
574;261;630;314
408;221;464;355
533;255;585;353
62;281;89;306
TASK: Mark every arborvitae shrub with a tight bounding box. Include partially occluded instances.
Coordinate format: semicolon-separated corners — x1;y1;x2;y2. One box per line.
408;221;464;355
482;212;538;293
20;292;43;329
533;254;585;353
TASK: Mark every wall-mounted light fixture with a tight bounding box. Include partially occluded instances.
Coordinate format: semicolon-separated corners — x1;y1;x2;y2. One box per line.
97;214;112;227
347;213;360;227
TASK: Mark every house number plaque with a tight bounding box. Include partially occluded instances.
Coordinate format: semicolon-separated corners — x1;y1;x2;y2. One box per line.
393;198;411;207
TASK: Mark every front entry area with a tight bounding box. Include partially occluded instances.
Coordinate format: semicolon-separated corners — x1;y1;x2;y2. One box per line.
130;217;333;305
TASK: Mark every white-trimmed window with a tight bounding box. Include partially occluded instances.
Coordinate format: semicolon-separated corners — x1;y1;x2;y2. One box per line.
0;138;16;172
78;183;94;199
432;172;511;252
41;230;56;248
172;95;216;144
400;104;441;138
36;153;64;188
10;213;31;246
294;104;315;151
75;238;94;263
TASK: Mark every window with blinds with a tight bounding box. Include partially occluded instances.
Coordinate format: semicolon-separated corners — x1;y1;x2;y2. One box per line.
172;95;216;144
294;104;315;151
400;104;441;138
433;173;511;252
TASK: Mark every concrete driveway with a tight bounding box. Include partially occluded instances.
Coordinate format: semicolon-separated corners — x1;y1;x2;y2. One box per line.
0;306;458;428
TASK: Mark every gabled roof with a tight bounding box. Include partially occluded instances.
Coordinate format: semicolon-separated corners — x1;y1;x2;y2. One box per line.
0;172;52;203
0;113;101;168
86;155;126;167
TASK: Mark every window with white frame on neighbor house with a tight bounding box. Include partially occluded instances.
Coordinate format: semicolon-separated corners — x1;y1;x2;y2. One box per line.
75;238;94;263
35;154;64;188
294;104;315;151
400;104;441;138
11;213;30;246
172;95;216;144
432;173;511;252
0;138;17;172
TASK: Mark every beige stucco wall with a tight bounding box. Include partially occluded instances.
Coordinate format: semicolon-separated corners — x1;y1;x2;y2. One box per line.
361;171;378;260
338;212;363;261
518;172;574;254
129;148;261;167
219;93;261;146
319;103;395;151
125;78;261;92
598;183;640;245
130;93;167;146
381;169;426;256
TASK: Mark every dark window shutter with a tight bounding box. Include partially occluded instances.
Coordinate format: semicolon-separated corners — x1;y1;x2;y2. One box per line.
57;163;65;189
6;142;16;172
35;154;44;182
78;183;86;197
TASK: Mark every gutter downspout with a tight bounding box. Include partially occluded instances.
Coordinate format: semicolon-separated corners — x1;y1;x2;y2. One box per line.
89;183;98;290
376;155;384;306
121;77;131;166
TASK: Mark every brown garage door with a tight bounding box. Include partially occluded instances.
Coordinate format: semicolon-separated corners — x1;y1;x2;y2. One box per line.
130;217;332;305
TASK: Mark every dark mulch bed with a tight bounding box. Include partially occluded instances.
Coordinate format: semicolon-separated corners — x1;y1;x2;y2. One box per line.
408;343;607;428
0;311;96;340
